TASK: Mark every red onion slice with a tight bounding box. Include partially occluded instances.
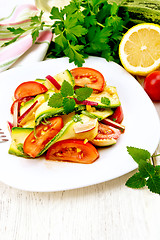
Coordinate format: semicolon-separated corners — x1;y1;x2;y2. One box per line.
74;98;98;106
13;101;18;127
18;100;38;125
46;75;61;90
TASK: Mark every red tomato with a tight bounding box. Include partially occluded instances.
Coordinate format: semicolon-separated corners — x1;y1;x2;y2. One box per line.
108;106;124;123
70;67;105;92
23;117;63;158
14;81;48;100
95;123;121;140
144;71;160;101
46;139;99;164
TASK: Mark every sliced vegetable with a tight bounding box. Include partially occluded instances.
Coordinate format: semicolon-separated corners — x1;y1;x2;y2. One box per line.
18;100;38;126
13;101;18;127
108;106;124;123
46;139;99;164
74;98;98;106
14;81;48;99
73;117;98;134
91;123;121;146
95;123;121;140
102;118;125;133
87;86;121;108
10;97;33;115
71;67;105;92
46;75;61;90
23;117;63;158
9;127;33;157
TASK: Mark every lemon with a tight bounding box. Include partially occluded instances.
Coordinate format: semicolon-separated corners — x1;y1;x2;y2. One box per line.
119;23;160;76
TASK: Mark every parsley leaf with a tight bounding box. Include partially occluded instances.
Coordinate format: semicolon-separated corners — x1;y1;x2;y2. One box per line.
72;114;83;123
63;97;75;114
75;86;93;101
61;80;74;97
1;35;20;47
7;27;25;35
48;93;63;108
47;0;130;66
50;6;63;20
101;97;110;106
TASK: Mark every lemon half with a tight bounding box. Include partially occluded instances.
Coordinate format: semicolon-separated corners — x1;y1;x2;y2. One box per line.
119;23;160;76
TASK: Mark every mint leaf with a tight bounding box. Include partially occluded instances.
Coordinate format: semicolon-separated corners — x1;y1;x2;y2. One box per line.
61;80;74;97
146;175;160;194
155;166;160;176
127;146;151;164
63;97;75;114
101;97;110;106
7;27;25;35
125;172;146;189
138;160;155;178
75;86;93;101
48;93;63;108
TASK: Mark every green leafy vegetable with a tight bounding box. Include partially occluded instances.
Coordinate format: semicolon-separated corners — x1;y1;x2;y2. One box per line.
48;93;63;108
126;146;160;194
101;97;110;106
72;114;83;123
7;27;25;35
63;97;76;114
2;0;130;66
47;0;130;66
75;87;93;101
48;80;93;114
61;80;74;97
127;146;151;163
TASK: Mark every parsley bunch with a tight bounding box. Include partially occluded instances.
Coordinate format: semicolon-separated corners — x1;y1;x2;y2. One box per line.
2;11;45;47
48;80;93;114
2;0;130;66
47;0;130;66
126;147;160;195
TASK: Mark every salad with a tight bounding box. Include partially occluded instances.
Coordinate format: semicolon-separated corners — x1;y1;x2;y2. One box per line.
8;67;125;164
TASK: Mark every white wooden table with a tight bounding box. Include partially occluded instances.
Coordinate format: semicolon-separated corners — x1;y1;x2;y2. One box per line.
0;1;160;239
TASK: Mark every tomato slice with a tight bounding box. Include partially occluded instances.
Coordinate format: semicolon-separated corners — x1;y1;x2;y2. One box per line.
108;106;124;123
14;81;48;100
70;67;105;92
95;123;121;140
23;117;63;158
46;139;99;164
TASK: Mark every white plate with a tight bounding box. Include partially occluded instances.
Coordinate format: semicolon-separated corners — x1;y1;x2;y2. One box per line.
0;57;160;192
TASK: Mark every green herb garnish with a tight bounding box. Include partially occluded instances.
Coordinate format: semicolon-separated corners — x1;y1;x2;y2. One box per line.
72;114;83;123
101;97;110;106
48;80;93;114
126;147;160;194
3;0;130;66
